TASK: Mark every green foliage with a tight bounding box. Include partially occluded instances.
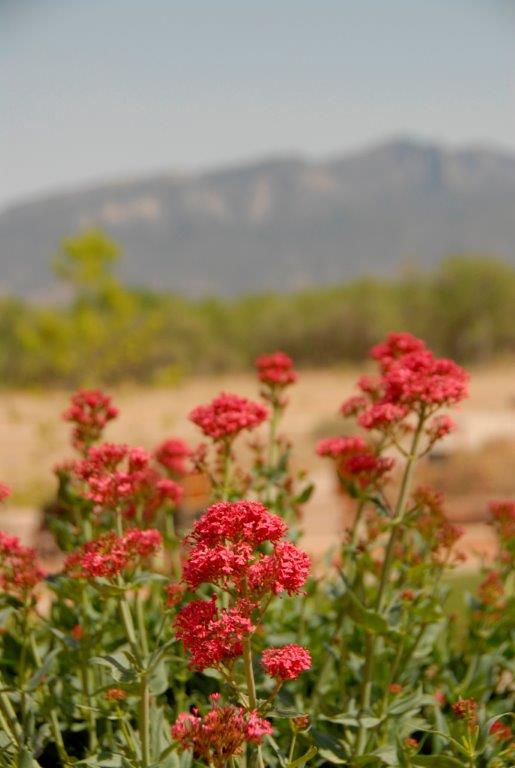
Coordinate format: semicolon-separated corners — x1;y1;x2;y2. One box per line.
1;231;515;388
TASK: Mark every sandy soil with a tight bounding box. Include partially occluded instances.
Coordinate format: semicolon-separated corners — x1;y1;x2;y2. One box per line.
0;364;514;563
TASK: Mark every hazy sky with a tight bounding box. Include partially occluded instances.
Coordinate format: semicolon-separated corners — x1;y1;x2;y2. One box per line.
2;0;514;209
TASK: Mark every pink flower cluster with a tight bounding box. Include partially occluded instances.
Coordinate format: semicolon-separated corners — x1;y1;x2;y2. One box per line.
189;393;268;441
317;435;394;490
412;486;463;557
341;333;468;432
74;443;182;520
0;483;11;502
175;501;310;670
63;389;118;453
155;438;191;477
489;500;515;545
65;527;162;579
183;501;309;595
256;351;297;388
261;644;311;680
172;697;272;768
0;531;45;599
175;596;254;669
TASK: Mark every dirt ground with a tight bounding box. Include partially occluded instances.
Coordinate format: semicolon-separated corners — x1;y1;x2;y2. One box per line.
1;363;514;565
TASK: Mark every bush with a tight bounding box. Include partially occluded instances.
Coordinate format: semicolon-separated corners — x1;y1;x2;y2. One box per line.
0;336;513;768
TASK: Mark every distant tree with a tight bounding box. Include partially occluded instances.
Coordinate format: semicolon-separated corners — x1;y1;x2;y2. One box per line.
53;229;120;300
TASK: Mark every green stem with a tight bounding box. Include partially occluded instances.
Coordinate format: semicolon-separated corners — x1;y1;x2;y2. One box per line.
221;440;233;501
0;682;23;746
288;730;298;763
118;582;151;767
354;412;426;756
243;637;265;768
79;587;98;754
30;635;71;765
136;590;149;659
139;675;151;768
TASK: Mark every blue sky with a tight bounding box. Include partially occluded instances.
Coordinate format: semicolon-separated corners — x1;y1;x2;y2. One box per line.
1;0;514;208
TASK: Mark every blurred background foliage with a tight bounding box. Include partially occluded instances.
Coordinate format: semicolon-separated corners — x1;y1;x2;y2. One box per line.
1;230;515;387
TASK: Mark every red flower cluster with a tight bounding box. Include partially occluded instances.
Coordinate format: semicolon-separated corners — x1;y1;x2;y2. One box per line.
489;500;515;544
155;438;191;477
317;435;394;490
176;501;310;670
182;501;308;595
256;351;297;388
63;390;118;453
174;596;254;670
189;393;268;441
0;483;11;502
105;687;127;702
478;570;505;608
316;436;366;459
65;528;162;579
0;531;45;599
261;644;311;680
452;698;478;727
490;720;512;743
74;443;182;519
340;333;468;440
172;699;272;768
412;486;463;557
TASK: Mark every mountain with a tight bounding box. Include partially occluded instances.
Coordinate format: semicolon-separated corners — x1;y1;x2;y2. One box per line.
2;138;515;298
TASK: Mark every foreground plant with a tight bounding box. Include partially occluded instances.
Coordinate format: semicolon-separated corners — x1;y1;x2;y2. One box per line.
0;336;513;768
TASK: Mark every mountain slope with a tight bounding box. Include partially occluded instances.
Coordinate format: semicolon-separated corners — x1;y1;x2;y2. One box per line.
2;139;515;298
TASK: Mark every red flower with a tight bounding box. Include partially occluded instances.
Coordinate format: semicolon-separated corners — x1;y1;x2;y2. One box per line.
189;501;287;548
316;436;367;459
341;452;394;488
75;443;182;519
382;351;468;409
248;541;310;596
166;582;186;607
256;351;297;387
478;571;504;607
0;483;11;502
489;500;515;542
371;332;427;371
358;403;408;430
174;597;254;670
388;683;403;695
404;737;419;750
0;531;45;599
183;541;254;590
426;414;456;442
70;624;84;641
172;702;272;768
105;688;127;701
490;720;512;742
65;528;162;580
452;698;478;726
189;393;268;441
63;389;118;453
340;396;367;417
261;645;311;680
155;438;191;477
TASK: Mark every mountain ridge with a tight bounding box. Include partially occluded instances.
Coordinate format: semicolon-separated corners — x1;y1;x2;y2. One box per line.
2;138;515;298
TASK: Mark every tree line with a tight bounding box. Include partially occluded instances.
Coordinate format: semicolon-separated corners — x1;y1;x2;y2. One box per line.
1;230;514;387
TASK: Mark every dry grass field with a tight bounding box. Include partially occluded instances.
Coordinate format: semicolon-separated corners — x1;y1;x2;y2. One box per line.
1;363;514;565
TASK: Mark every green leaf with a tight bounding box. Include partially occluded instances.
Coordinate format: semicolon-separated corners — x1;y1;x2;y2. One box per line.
26;649;59;691
411;757;463;767
91;654;138;684
295;484;315;505
346;589;389;635
311;730;347;764
287;745;318;768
